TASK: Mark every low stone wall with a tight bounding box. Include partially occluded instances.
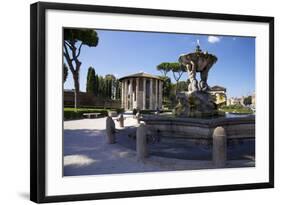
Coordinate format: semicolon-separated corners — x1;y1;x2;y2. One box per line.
139;115;255;167
141;115;255;140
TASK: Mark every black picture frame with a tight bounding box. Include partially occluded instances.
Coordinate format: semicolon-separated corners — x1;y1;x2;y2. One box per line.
30;1;274;203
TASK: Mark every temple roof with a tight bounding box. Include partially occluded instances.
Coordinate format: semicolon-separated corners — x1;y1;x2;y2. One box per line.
119;72;163;81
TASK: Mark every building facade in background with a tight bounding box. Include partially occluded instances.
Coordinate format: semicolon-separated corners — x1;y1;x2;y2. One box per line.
209;85;227;106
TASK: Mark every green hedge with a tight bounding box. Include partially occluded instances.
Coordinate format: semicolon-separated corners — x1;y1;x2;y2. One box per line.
64;105;120;109
64;107;125;120
64;108;108;120
113;108;125;114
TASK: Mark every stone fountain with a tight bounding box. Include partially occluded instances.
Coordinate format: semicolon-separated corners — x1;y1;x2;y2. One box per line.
138;43;255;168
175;43;219;117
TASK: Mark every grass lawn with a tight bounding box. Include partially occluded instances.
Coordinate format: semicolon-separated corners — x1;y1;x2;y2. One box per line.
219;105;254;114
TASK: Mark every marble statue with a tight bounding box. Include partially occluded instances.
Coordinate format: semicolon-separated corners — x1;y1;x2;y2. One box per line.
178;42;217;92
175;42;219;117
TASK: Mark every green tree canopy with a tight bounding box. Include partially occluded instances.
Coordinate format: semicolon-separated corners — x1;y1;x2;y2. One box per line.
105;74;116;80
115;80;121;100
98;76;105;97
157;62;171;77
86;67;95;93
157;62;185;93
104;74;117;99
94;75;99;96
159;76;172;99
243;96;252;105
64;29;99;47
170;62;185;83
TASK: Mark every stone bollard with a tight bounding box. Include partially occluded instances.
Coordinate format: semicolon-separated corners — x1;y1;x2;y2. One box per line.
106;116;116;144
118;114;124;127
136;123;148;161
212;126;227;168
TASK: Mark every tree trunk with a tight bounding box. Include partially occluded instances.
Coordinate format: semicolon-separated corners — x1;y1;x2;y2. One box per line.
73;71;80;110
63;41;83;110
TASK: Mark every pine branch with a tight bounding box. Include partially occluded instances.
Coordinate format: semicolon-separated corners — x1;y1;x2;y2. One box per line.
76;43;84;58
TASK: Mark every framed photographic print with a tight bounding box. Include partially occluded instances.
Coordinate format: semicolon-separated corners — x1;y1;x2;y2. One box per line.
30;1;274;203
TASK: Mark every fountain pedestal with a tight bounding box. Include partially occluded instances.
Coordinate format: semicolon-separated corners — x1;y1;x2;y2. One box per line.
174;91;219;118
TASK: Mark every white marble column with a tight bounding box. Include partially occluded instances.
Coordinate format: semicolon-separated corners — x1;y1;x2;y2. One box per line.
124;80;128;110
135;78;139;109
121;81;124;108
143;78;146;110
129;78;133;110
149;78;153;109
155;79;158;109
159;80;163;109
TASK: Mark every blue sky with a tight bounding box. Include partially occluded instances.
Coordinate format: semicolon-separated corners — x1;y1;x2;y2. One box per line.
64;29;255;98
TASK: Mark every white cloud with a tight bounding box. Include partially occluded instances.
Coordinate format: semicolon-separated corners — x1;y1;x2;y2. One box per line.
208;36;221;44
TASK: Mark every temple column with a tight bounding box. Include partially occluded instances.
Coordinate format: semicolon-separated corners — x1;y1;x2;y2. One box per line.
159;80;163;109
124;80;128;110
149;78;153;109
136;78;140;109
129;78;133;110
143;78;146;110
155;79;158;109
121;81;124;108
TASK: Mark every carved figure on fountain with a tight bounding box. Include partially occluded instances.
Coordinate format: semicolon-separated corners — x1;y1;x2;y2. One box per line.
178;44;217;92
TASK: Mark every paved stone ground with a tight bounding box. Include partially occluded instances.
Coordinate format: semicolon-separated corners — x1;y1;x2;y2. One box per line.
64;114;255;176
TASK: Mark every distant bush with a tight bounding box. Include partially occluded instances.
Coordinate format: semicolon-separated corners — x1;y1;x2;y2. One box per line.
114;108;125;114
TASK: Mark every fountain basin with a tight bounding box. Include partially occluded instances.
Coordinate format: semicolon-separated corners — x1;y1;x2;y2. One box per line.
141;115;255;140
